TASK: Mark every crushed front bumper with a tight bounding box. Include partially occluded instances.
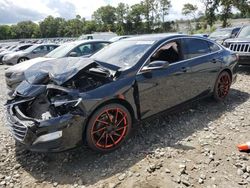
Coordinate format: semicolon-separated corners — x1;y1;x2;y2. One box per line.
5;103;86;152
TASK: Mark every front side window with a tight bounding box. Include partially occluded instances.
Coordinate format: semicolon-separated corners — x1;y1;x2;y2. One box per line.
150;40;181;64
72;44;93;56
46;45;58;51
33;46;46;53
182;38;210;59
208;42;220;52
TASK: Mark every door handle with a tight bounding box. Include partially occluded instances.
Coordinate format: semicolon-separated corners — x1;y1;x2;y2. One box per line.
212;59;217;63
181;67;190;73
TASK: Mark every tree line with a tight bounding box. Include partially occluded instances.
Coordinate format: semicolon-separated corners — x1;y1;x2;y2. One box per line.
0;0;249;40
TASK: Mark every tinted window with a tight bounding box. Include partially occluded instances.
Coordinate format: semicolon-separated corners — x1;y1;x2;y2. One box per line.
182;38;210;59
94;42;109;52
46;45;57;51
19;45;32;50
208;42;220;52
72;44;93;56
33;46;46;53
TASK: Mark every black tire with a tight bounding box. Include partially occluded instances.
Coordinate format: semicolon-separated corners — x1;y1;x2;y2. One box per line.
17;57;28;64
213;71;232;102
86;103;132;153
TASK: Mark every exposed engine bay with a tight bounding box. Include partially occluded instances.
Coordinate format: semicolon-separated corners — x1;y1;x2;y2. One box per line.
62;67;113;92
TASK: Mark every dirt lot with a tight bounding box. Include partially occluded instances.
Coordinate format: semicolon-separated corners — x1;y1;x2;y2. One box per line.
1;65;250;188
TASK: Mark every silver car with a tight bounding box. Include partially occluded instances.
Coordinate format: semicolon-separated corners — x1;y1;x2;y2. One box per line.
0;44;33;64
5;40;110;92
3;44;59;65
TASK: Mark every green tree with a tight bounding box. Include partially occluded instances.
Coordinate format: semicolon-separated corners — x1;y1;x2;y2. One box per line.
12;21;39;38
182;3;198;20
116;3;129;35
0;25;12;40
158;0;171;30
92;5;116;31
64;15;85;37
127;3;144;34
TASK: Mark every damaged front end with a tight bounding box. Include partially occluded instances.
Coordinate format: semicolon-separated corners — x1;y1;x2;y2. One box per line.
5;58;115;152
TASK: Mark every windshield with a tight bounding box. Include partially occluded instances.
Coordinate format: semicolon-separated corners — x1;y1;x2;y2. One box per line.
9;45;17;51
238;26;250;38
45;43;75;58
210;29;232;38
91;40;154;69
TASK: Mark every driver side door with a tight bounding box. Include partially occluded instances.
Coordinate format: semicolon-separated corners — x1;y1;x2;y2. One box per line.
136;39;192;119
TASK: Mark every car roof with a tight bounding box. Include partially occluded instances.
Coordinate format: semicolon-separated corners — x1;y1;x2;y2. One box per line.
65;39;111;46
125;33;188;42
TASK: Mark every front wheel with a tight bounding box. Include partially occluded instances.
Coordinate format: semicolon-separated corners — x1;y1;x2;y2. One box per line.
17;57;28;64
86;104;132;153
213;71;232;102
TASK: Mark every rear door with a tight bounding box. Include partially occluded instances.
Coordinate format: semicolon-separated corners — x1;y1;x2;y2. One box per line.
181;38;222;97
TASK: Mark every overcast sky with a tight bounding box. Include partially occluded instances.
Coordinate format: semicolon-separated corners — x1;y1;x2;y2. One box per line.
0;0;203;24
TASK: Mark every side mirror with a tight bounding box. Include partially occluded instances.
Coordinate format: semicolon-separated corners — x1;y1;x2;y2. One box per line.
141;61;169;72
69;52;78;57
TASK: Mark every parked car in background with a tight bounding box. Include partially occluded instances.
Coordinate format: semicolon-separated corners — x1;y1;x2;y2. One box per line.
5;34;238;152
2;44;59;65
0;44;33;64
109;36;131;42
5;40;111;91
209;26;241;44
193;33;209;38
223;25;250;65
79;32;117;40
0;45;17;53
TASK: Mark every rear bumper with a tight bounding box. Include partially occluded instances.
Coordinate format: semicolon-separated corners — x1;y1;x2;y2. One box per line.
5;103;86;152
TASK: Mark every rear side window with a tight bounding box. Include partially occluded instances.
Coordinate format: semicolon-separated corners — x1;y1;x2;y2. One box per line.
182;38;210;59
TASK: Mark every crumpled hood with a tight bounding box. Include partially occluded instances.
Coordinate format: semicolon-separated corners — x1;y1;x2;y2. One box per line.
5;57;54;74
224;38;250;43
24;57;98;86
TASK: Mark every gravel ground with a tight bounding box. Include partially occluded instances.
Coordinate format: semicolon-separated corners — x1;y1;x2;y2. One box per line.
1;65;250;188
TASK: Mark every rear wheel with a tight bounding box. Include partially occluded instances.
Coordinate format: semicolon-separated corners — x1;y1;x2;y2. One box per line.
213;71;231;101
86;104;132;153
18;57;28;64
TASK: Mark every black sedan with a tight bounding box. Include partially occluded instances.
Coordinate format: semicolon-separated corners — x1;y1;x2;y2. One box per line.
5;34;238;153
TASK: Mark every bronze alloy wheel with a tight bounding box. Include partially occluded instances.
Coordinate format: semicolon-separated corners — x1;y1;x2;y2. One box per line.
213;71;232;101
86;104;132;152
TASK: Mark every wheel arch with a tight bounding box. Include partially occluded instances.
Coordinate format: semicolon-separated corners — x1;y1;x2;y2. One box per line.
17;56;29;62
